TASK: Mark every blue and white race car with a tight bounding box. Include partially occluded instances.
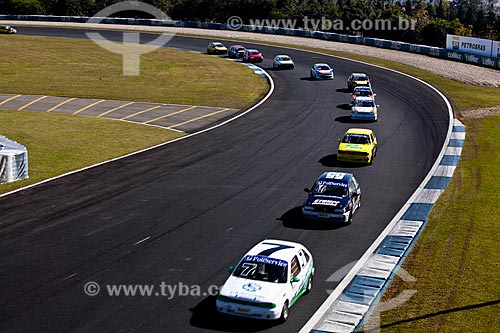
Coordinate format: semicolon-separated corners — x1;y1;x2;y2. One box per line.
216;239;314;322
310;63;334;79
302;172;361;224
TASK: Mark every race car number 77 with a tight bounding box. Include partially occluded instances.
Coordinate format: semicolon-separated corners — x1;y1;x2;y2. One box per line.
240;263;258;277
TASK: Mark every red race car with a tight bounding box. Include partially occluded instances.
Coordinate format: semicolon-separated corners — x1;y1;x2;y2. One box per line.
243;49;264;63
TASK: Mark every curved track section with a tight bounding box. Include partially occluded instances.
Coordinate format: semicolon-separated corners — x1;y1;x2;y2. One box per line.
0;27;449;332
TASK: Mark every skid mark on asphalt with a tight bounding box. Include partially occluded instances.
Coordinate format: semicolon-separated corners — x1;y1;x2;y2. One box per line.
0;94;239;133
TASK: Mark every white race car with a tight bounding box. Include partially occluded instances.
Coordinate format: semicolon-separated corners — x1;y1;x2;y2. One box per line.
216;239;314;322
351;96;379;122
273;55;295;69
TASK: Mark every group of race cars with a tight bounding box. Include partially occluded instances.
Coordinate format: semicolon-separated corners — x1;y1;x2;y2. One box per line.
208;41;382;323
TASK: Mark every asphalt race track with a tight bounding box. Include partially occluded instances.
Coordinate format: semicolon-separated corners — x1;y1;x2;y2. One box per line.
0;27;449;332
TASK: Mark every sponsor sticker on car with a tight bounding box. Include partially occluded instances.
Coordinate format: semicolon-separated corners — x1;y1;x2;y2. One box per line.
312;199;340;206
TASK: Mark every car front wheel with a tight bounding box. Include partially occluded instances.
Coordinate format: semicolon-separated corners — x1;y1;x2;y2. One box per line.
279;302;289;322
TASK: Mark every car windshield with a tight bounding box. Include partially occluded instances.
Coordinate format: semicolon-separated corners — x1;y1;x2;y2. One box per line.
281;56;291;61
312;181;348;197
233;255;288;283
250;51;260;54
342;134;370;144
214;43;224;47
353;88;372;96
354;75;368;81
317;65;330;70
355;99;375;107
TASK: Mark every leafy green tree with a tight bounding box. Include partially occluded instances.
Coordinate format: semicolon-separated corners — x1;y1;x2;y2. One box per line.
419;18;449;46
2;0;43;14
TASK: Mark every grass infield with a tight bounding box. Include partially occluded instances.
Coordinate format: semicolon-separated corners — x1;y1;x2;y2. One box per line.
0;35;267;109
0;35;268;194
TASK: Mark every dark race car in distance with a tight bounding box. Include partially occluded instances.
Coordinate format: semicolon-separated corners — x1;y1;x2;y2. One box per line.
228;45;246;58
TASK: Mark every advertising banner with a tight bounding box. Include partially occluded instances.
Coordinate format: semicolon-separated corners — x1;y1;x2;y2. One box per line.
446;35;493;58
492;41;500;59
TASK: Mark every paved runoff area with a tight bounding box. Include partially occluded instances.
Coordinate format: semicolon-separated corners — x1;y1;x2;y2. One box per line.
0;94;239;133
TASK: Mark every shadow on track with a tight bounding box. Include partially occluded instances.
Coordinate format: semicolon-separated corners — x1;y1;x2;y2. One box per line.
334;115;359;124
300;77;333;81
337;103;351;110
319;154;367;168
336;88;351;93
189;296;280;332
278;206;347;230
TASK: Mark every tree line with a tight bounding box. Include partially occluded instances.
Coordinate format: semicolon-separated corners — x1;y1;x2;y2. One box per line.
1;0;499;46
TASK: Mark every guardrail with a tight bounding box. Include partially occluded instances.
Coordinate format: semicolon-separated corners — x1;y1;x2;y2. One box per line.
1;14;499;70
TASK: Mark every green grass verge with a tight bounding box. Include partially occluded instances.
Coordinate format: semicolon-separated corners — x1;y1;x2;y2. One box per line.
0;35;267;109
366;116;500;332
0;110;184;194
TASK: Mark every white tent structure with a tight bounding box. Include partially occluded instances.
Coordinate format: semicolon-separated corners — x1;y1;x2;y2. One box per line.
0;135;28;184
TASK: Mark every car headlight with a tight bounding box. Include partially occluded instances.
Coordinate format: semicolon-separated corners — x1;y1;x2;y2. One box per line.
370;109;375;113
303;205;315;211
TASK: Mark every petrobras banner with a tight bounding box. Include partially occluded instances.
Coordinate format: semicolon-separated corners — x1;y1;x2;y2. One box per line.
493;41;500;59
446;34;494;58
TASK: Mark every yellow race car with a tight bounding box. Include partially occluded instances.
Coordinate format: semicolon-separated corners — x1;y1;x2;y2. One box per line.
347;72;371;91
206;42;227;55
0;25;17;34
337;128;377;164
